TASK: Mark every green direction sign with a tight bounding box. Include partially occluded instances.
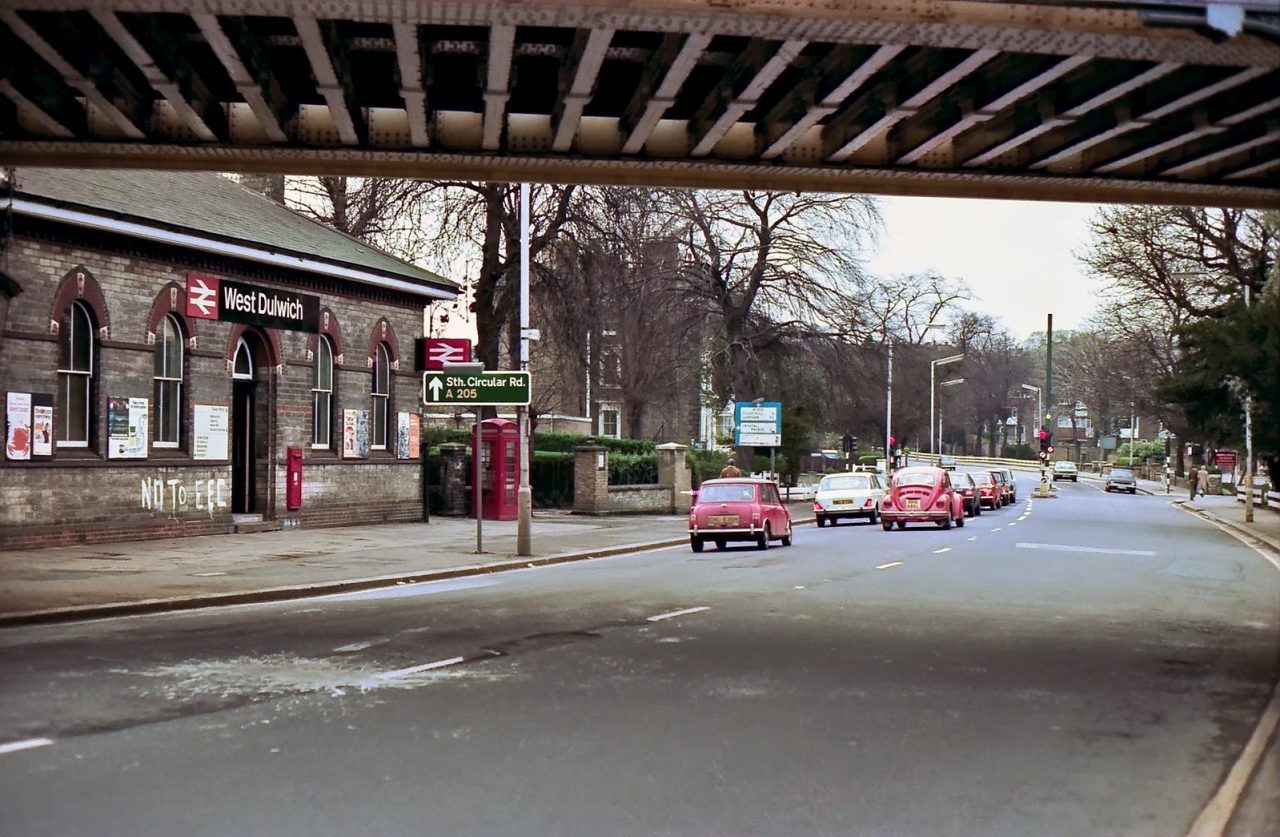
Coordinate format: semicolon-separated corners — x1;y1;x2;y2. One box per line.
421;371;531;406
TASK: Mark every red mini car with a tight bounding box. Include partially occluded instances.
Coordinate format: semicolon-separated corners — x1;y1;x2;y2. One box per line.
880;467;966;530
969;471;1006;509
689;478;793;552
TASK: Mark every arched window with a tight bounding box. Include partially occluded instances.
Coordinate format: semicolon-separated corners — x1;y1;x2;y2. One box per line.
312;335;334;448
371;342;390;450
154;314;184;446
57;301;95;447
233;337;254;380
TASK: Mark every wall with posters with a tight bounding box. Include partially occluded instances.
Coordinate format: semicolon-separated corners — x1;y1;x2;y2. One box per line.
0;175;447;548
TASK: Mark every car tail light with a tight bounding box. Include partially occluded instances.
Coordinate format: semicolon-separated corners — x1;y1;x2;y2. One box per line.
864;499;874;508
882;497;894;509
751;512;761;528
935;497;946;508
963;488;973;496
813;502;822;512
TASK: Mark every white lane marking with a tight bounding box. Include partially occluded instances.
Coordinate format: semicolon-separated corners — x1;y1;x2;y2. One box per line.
647;606;711;623
794;586;806;590
191;571;227;577
0;738;53;756
333;639;390;653
991;527;1003;532
1016;542;1156;556
932;548;951;554
875;562;903;570
1008;522;1019;527
375;656;467;680
967;537;977;542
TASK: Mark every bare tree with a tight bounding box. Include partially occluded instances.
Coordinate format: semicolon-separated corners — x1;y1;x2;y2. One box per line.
285;176;436;260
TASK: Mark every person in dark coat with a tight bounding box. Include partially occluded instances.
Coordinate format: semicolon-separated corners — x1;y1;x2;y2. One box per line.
1188;466;1199;500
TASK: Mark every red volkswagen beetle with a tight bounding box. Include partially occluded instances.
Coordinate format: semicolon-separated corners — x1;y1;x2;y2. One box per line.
880;466;966;530
689;478;793;552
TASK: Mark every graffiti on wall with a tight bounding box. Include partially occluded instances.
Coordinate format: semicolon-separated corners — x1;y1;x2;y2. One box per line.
141;476;229;517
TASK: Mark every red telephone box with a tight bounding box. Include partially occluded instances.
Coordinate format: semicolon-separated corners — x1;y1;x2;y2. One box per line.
472;418;519;520
286;445;303;510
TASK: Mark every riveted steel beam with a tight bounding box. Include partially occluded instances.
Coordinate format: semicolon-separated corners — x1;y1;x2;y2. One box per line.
294;17;364;146
896;54;1090;165
1095;93;1280;173
392;22;429;147
90;10;219;142
0;28;83;137
688;37;806;158
826;48;998;163
962;61;1181;167
1031;65;1270;169
619;32;710;155
193;13;289;143
551;27;613;153
760;44;904;160
1163;123;1280;177
0;9;146;139
482;23;514;152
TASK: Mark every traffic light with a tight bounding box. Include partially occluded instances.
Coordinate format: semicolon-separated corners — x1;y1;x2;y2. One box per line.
841;434;855;455
1039;427;1052;462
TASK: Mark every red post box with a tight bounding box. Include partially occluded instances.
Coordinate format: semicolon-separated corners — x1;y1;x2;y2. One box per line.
472;418;519;521
286;445;303;510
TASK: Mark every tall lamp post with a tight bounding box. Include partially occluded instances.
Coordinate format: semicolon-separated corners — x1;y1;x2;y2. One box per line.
885;321;946;466
930;354;964;454
1020;384;1042;443
937;377;966;453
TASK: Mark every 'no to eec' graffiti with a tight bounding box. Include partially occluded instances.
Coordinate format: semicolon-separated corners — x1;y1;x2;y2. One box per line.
141;476;229;516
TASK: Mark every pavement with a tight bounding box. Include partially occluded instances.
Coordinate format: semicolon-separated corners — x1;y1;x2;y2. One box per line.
0;504;817;626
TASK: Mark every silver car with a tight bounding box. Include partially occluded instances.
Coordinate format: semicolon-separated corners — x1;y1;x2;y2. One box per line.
1105;467;1138;494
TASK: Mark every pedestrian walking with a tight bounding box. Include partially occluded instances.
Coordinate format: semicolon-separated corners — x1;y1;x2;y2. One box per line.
1188;466;1199;500
1197;467;1210;499
719;457;742;478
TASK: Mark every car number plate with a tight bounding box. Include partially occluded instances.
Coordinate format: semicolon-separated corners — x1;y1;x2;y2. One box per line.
709;515;738;527
905;499;920;511
832;498;852;505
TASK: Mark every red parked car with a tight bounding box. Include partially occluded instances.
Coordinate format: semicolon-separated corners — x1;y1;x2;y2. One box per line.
880;467;966;530
689;478;793;552
969;471;1005;509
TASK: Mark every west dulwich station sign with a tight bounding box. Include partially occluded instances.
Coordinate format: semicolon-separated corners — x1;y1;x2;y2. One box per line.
185;273;320;333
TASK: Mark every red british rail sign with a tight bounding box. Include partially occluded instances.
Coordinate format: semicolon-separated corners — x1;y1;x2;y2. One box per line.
185;273;320;333
414;337;473;372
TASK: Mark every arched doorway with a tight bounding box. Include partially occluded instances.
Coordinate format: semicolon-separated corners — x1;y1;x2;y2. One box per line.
231;333;259;514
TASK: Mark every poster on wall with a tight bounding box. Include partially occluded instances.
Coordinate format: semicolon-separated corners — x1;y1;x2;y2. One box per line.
193;405;230;460
343;409;359;458
107;397;149;459
5;392;32;460
356;410;370;458
409;414;420;459
31;394;54;458
396;412;410;459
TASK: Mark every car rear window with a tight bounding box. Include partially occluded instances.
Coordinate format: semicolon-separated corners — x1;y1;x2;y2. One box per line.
971;473;992;484
1111;469;1134;478
821;475;870;491
895;471;938;487
698;484;756;503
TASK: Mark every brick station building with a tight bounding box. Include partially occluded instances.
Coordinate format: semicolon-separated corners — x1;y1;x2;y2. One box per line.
0;168;457;548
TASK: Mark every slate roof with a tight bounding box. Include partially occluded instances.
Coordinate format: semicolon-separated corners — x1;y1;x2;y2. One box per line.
9;168;457;298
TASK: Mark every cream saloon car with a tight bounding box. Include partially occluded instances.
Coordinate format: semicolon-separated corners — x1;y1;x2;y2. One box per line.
814;472;886;527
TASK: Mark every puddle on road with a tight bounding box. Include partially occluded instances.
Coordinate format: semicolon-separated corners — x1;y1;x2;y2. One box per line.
142;653;513;699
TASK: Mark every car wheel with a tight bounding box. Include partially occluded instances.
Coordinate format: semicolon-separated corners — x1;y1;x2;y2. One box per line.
974;502;981;516
942;511;953;530
1131;488;1137;494
690;537;704;553
816;515;826;528
869;509;879;525
896;521;907;530
781;527;792;547
882;519;892;532
757;524;771;550
715;538;727;550
956;510;965;528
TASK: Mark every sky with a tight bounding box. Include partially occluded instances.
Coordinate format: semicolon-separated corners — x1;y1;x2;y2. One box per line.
865;196;1106;341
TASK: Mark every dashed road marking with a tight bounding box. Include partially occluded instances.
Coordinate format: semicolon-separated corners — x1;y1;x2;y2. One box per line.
967;536;977;541
647;606;711;623
375;656;468;680
0;738;53;756
875;561;903;570
991;527;1003;532
932;548;951;554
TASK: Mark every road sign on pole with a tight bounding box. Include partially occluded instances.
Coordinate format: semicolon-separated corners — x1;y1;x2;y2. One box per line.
421;371;531;406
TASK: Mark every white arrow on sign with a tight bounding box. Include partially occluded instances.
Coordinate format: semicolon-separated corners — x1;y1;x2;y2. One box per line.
427;377;443;401
188;277;216;316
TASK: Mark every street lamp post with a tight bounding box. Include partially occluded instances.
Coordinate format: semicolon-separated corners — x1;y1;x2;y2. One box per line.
884;321;946;467
937;378;966;453
1020;384;1042;441
930;354;964;454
